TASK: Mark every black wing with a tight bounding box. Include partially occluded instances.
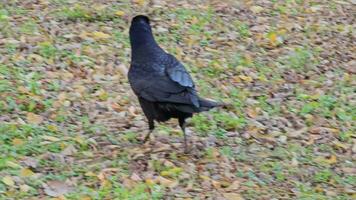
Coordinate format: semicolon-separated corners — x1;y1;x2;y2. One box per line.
128;55;199;108
165;54;194;88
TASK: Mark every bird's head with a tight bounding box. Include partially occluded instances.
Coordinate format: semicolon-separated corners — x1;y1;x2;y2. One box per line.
130;15;151;32
132;15;150;25
130;15;154;47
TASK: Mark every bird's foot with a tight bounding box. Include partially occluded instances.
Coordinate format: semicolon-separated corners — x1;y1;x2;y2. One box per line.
137;133;153;144
183;143;191;154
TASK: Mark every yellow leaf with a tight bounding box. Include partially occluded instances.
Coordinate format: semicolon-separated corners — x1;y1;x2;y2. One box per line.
2;176;15;187
74;136;85;145
199;175;210;181
268;32;277;45
27;113;43;124
160;167;183;177
80;196;92;200
21;168;35;177
85;171;96;177
100;179;112;189
157;176;178;188
223;193;245;200
6;161;21;168
133;0;145;6
20;184;31;192
18;86;29;94
98;89;109;101
42;135;60;142
12;138;24;146
238;75;253;82
91;31;111;40
115;11;125;16
250;6;263;14
145;178;155;186
47;125;58;132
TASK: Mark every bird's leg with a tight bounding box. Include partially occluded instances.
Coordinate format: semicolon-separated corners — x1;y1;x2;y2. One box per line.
143;119;154;143
179;118;188;153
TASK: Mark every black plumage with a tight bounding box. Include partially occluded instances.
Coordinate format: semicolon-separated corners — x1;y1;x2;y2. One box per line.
128;15;221;152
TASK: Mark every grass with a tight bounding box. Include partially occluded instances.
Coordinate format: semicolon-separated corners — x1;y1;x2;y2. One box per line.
0;0;355;199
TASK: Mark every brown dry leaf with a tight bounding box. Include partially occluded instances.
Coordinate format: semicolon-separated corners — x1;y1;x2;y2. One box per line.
309;127;339;134
211;180;221;189
226;180;241;191
27;113;43;124
250;5;263;14
117;63;128;76
12;138;24;146
246;108;258;118
122;177;137;189
343;60;356;74
130;173;142;181
223;192;245;200
157;176;178;188
128;106;139;116
44;180;73;197
325;155;337;164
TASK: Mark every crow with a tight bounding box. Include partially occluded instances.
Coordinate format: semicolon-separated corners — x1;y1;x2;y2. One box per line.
128;15;222;152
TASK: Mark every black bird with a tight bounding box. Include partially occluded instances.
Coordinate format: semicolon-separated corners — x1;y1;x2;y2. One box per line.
128;15;221;152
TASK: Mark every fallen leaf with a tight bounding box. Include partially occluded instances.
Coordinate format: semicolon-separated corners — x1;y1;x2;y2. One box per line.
12;138;24;146
20;184;31;192
268;32;277;45
130;173;142;181
61;144;77;156
246;108;258;118
43;180;73;197
117;63;128;76
91;31;111;40
21;168;35;177
2;176;15;187
250;6;263;14
226;180;240;191
133;0;145;6
115;11;125;16
157;176;178;188
211;180;221;189
145;178;155;186
325;155;337;164
42;135;61;142
27;113;43;124
6;161;21;168
238;75;253;82
223;192;245;200
80;196;92;200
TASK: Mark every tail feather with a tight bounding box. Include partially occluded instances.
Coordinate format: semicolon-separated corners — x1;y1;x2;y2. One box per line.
198;98;226;112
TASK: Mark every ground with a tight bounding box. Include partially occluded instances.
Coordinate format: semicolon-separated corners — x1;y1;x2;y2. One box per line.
0;0;355;199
